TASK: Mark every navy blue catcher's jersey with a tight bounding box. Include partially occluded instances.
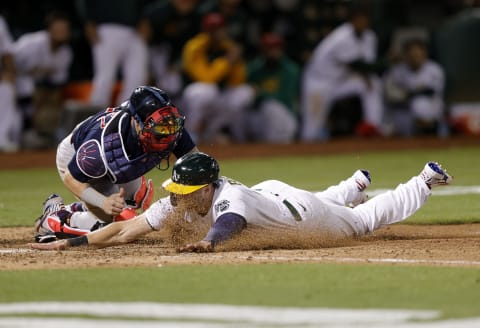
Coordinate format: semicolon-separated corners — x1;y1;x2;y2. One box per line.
68;106;195;183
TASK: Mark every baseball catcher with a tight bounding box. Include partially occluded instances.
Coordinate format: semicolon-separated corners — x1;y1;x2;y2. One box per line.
34;86;198;242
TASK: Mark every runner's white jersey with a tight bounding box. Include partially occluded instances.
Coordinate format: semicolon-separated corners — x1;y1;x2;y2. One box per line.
209;177;309;230
145;177;314;231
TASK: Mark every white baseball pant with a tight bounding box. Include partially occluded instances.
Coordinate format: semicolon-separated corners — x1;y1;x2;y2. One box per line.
0;81;20;150
411;96;444;122
301;74;383;141
150;45;183;96
248;99;298;143
89;24;148;107
302;176;430;237
182;82;254;142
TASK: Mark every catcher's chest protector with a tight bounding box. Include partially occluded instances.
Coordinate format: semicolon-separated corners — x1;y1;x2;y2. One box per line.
102;113;163;183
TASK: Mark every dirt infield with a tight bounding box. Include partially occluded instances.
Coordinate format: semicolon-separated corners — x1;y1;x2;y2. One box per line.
1;223;480;270
1;136;479;270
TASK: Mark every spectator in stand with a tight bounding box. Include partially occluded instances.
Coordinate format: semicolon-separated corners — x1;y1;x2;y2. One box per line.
80;0;149;107
13;11;72;148
247;32;299;143
384;39;445;136
300;7;384;141
199;0;251;57
142;0;201;100
0;14;18;152
182;12;253;143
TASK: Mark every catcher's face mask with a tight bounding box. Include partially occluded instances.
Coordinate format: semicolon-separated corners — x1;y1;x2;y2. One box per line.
139;106;185;153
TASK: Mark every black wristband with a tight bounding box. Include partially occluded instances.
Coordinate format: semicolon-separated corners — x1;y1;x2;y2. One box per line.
67;235;89;247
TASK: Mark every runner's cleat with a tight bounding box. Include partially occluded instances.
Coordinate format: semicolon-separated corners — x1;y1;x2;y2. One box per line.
353;169;371;192
420;161;453;188
349;169;371;207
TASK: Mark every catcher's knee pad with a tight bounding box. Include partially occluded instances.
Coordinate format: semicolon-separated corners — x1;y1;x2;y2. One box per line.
133;176;155;211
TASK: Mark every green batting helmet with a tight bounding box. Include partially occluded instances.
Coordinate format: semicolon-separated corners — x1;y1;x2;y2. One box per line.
162;152;220;194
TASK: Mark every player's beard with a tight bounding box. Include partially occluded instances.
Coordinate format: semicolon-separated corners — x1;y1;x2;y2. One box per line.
189;193;211;216
170;192;211;217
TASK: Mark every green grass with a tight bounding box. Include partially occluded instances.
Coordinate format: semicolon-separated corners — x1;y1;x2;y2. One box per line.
1;264;480;319
1;146;479;226
218;146;479;189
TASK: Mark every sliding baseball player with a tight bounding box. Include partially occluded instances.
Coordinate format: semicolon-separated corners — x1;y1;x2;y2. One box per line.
30;152;452;252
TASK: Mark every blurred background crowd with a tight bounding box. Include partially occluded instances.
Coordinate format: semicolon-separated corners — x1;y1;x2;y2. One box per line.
1;0;480;152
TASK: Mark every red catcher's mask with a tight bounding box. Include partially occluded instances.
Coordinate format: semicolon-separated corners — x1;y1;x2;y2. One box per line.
139;106;185;153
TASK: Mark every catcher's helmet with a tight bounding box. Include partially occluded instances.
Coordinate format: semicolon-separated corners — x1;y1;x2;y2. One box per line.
129;86;172;124
162;152;220;194
129;86;185;153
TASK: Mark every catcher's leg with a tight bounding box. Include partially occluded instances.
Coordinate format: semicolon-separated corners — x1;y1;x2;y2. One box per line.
35;209;110;243
34;194;104;242
68;177;151;230
34;194;77;241
62;207;136;232
35;194;136;242
64;177;118;228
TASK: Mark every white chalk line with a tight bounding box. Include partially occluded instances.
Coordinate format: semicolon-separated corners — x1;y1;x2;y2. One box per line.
240;255;480;266
0;249;31;254
364;185;480;197
312;185;480;197
0;302;438;324
2;316;480;328
1;248;480;266
0;302;438;326
0;318;216;328
0;302;479;328
158;254;480;266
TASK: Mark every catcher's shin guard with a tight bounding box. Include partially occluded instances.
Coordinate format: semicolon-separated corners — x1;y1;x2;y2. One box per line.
133;176;155;211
